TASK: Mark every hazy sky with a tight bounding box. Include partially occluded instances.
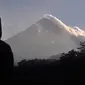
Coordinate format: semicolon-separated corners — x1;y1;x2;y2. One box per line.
0;0;85;40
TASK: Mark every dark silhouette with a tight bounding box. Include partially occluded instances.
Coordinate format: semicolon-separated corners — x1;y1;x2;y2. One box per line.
0;18;2;39
12;42;85;81
0;18;14;81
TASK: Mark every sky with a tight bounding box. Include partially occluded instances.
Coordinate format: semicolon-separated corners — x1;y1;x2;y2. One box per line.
0;0;85;40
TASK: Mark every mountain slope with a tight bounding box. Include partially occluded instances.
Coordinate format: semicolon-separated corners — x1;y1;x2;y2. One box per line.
5;14;85;63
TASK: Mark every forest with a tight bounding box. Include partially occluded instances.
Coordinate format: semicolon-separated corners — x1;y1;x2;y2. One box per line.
11;41;85;81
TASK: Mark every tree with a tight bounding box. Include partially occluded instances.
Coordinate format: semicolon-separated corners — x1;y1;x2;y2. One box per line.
78;41;85;53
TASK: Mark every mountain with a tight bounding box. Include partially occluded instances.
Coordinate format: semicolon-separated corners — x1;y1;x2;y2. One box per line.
5;14;85;63
48;53;65;60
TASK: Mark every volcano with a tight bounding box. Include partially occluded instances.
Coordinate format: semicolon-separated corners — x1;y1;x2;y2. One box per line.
5;14;85;63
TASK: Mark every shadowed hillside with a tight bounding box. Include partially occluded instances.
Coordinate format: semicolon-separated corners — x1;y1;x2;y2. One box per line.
12;42;85;81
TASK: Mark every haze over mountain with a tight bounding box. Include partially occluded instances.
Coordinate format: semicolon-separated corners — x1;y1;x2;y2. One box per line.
5;14;85;63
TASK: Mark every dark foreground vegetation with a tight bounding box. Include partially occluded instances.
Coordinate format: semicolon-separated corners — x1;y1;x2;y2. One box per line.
12;42;85;81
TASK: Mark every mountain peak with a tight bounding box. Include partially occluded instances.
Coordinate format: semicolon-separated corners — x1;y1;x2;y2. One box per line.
5;14;85;63
43;14;56;18
43;14;67;28
42;14;85;37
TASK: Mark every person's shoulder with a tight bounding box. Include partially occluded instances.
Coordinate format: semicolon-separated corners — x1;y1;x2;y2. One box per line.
0;40;11;48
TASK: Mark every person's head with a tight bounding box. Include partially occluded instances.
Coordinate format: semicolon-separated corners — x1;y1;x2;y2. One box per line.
0;18;2;39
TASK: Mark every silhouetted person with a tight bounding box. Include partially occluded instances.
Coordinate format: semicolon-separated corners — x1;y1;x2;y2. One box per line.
0;18;14;81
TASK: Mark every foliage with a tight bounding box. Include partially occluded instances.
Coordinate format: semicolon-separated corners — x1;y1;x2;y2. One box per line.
12;41;85;80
